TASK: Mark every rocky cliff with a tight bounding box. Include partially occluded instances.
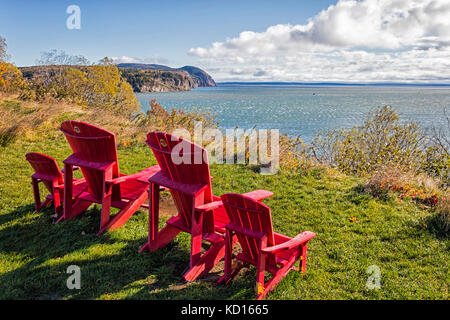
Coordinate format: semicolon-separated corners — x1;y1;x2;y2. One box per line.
180;66;216;87
117;63;216;92
119;68;194;92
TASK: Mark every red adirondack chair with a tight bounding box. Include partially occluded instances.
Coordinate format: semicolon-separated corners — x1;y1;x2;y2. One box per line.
25;152;88;217
139;131;274;281
218;193;316;300
60;121;160;235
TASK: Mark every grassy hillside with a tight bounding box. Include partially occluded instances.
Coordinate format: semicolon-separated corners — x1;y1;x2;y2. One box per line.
0;133;448;299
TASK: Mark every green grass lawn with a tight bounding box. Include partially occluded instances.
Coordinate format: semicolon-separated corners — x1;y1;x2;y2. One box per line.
0;137;448;300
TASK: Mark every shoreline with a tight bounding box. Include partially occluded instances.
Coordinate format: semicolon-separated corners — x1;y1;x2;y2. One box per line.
217;82;450;87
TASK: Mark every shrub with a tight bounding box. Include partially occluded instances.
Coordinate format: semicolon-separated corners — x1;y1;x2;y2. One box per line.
0;62;24;93
310;105;449;189
365;165;441;204
18;58;140;117
435;194;450;234
0;98;28;146
311;106;425;176
422;145;449;189
422;111;449;188
0;36;24;94
134;99;217;133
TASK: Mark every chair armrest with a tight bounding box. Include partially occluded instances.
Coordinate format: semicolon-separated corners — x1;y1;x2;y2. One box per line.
64;154;115;171
32;172;57;182
195;200;223;213
243;190;274;201
61;166;80;173
262;231;316;254
148;171;208;196
72;178;86;186
105;166;160;186
105;175;129;185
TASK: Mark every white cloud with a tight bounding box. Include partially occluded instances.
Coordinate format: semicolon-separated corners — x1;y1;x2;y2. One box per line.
111;55;169;65
111;56;140;64
189;0;450;82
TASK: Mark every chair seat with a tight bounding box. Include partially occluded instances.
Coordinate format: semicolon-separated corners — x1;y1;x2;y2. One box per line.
273;233;299;265
71;179;88;195
49;178;87;201
213;204;298;268
166;215;224;244
234;232;299;273
119;179;150;200
115;165;161;200
69;166;160;204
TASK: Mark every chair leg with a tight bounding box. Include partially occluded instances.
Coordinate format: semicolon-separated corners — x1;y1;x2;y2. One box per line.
63;163;73;221
299;243;308;274
139;183;181;252
255;237;268;299
139;224;181;252
97;189;148;235
149;183;160;243
41;198;52;208
256;254;300;300
183;240;226;282
56;199;91;223
190;207;203;267
218;229;234;285
183;203;228;282
51;179;62;217
53;188;61;216
31;178;42;211
99;168;113;233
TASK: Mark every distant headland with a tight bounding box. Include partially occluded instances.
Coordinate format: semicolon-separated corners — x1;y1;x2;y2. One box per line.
117;63;216;92
19;63;217;93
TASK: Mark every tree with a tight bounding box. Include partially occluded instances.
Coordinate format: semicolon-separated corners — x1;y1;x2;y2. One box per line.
0;62;24;92
0;36;7;61
0;36;24;93
36;49;90;66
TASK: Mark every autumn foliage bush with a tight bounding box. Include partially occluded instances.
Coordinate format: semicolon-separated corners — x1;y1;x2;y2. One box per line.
310;106;448;233
18;58;140;117
365;166;441;205
435;194;450;233
0;62;24;93
311;106;449;188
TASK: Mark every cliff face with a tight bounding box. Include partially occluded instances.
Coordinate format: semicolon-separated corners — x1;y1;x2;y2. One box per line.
180;66;216;87
117;63;216;92
19;64;217;93
119;68;195;92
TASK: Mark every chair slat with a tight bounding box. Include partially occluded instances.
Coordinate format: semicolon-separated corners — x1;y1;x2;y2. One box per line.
221;193;276;267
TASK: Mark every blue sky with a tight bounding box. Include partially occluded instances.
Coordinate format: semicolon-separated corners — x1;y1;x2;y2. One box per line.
1;0;336;67
2;0;450;83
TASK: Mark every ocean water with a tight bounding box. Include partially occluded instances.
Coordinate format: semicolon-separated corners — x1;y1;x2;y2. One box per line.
136;85;450;143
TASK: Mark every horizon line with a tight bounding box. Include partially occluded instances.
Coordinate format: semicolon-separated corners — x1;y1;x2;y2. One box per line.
216;81;450;87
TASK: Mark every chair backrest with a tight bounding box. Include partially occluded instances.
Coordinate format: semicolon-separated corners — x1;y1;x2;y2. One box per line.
25;152;63;193
146;131;213;230
221;193;276;266
60;121;119;200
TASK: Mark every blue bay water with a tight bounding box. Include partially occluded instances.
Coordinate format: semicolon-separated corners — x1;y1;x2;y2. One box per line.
136;85;450;143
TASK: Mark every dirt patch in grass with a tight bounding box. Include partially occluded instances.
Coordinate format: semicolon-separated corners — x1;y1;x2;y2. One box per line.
159;196;178;218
